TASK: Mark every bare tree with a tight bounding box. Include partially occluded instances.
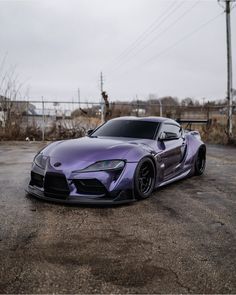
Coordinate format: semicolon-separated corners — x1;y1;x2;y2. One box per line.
0;57;29;139
102;91;112;122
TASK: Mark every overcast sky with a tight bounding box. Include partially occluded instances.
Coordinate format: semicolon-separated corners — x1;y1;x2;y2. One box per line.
0;0;235;102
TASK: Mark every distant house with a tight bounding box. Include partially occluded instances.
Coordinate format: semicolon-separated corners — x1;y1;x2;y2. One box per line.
21;106;72;132
131;108;146;116
0;95;37;128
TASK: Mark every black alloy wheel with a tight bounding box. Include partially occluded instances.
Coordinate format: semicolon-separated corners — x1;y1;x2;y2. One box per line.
195;147;206;175
134;158;155;199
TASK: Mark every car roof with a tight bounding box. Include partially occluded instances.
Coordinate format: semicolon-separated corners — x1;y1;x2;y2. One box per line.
111;116;179;125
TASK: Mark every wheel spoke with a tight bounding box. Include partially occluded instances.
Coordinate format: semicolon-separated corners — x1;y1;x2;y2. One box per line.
142;169;150;177
141;166;148;176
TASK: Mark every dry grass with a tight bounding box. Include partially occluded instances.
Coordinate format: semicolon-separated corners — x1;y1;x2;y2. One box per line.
190;116;236;144
1;108;235;144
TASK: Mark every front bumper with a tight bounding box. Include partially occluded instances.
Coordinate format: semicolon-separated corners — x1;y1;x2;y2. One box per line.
26;185;134;205
27;162;137;205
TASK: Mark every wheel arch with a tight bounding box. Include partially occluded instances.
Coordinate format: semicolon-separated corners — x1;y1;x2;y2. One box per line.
125;146;159;186
141;155;158;177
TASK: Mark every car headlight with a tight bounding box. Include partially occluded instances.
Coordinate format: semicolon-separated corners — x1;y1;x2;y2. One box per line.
34;153;48;169
78;160;125;173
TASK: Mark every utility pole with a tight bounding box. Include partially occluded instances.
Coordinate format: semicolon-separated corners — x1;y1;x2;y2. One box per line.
202;97;206;106
219;0;235;141
42;96;45;141
100;72;104;123
135;95;139;117
159;98;163;117
78;88;80;108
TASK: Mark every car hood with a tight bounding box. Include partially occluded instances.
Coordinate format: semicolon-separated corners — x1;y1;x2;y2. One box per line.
42;137;155;171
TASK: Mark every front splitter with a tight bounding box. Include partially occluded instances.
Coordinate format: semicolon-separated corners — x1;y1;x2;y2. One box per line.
26;185;135;205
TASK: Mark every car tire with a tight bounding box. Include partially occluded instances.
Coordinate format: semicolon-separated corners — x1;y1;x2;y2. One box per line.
194;146;206;175
134;158;155;200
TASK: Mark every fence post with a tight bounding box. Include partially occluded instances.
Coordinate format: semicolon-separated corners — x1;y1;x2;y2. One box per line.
42;97;45;141
159;99;163;117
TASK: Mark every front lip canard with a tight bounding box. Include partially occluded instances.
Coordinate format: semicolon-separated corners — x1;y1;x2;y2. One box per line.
27;155;138;205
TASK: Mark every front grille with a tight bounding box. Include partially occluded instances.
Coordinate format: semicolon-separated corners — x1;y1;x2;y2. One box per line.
44;173;70;197
30;172;44;188
73;179;106;195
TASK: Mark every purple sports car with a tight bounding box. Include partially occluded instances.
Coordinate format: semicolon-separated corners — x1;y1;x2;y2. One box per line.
27;116;206;204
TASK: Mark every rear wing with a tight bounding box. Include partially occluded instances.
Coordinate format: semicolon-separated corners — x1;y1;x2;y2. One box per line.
176;119;211;131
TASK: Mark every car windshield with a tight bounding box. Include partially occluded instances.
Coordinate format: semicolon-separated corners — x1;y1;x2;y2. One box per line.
91;120;160;139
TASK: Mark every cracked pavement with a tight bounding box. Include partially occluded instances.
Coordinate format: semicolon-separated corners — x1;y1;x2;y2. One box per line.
0;142;236;293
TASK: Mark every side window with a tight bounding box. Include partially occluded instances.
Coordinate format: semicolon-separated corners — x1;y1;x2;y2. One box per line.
162;124;181;139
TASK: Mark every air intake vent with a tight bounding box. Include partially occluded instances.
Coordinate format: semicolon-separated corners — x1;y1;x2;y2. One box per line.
44;173;69;197
73;179;106;195
30;172;44;188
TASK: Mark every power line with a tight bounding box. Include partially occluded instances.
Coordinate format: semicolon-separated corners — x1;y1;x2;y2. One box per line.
104;1;186;73
143;12;223;66
114;2;177;60
115;2;184;61
108;0;201;76
111;11;223;79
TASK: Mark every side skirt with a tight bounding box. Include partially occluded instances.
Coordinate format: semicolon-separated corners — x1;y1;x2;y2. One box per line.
157;168;192;188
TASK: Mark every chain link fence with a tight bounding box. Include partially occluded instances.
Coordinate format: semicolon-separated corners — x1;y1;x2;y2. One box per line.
0;99;235;144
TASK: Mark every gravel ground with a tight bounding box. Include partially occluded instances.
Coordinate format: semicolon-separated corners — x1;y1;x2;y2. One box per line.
0;142;236;294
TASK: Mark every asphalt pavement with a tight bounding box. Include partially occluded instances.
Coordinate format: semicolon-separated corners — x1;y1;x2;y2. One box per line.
0;142;236;294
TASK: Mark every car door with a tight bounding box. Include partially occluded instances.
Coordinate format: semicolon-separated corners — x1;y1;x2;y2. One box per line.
158;123;184;179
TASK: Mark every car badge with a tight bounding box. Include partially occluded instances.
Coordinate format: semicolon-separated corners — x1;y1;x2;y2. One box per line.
54;162;61;167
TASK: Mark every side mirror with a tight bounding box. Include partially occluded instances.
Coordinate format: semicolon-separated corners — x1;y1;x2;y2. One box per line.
87;129;94;136
158;132;166;141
